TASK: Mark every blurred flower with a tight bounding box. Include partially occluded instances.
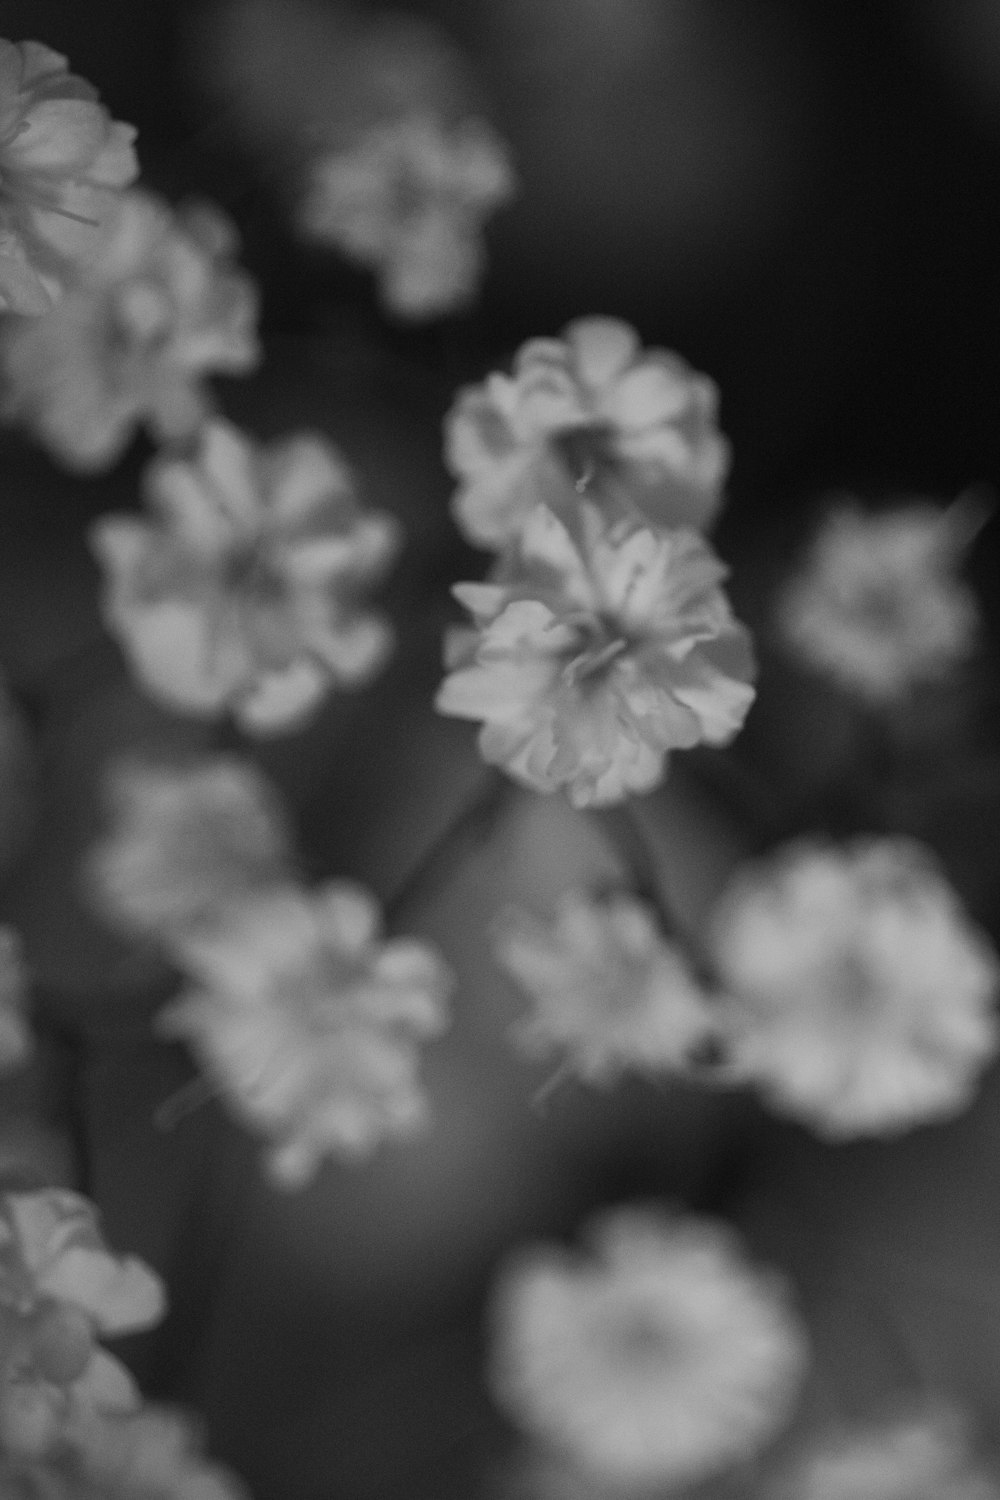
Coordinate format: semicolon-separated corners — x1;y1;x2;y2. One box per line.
436;501;755;808
86;757;293;944
0;927;31;1074
446;317;729;549
298;110;515;319
1;190;260;472
91;419;400;734
777;497;983;703
489;1203;807;1490
0;39;138;315
493;889;715;1083
0;1189;165;1456
159;882;452;1187
710;837;1000;1137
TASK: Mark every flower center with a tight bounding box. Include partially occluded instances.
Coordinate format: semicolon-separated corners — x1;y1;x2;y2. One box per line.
550;424;619;495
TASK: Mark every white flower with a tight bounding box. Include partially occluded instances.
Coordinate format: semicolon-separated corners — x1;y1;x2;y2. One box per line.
436;501;755;808
298;110;516;319
493;890;715;1083
0;926;31;1073
489;1204;807;1490
159;882;452;1187
1;190;260;473
710;837;1000;1137
446;317;730;549
0;40;138;315
0;1190;166;1457
85;757;292;943
777;498;982;702
91;419;400;733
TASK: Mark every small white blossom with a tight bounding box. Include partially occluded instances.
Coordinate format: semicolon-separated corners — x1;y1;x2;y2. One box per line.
1;190;260;472
91;419;400;733
0;926;31;1073
710;838;1000;1137
298;110;515;319
0;1190;166;1457
0;39;138;315
446;317;730;549
436;501;755;808
489;1204;807;1490
777;498;982;702
159;882;452;1187
493;890;715;1083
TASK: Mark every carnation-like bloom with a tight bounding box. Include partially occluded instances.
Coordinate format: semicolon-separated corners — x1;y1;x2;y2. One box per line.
445;316;730;549
436;501;755;808
710;838;1000;1137
0;190;260;472
777;497;982;702
489;1204;807;1490
297;110;516;319
0;925;31;1073
0;40;138;315
0;1190;166;1457
493;890;716;1083
85;757;293;943
91;419;401;733
159;881;452;1187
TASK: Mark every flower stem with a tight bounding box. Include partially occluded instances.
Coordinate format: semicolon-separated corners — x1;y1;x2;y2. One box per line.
384;768;513;924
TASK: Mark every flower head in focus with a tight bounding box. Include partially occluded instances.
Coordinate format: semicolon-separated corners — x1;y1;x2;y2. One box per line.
0;40;138;315
777;497;983;702
0;1189;165;1457
86;757;293;944
159;881;452;1187
710;837;1000;1137
297;110;515;319
91;419;401;733
1;190;260;472
493;889;715;1083
436;501;755;807
446;317;730;549
0;927;31;1074
489;1203;807;1490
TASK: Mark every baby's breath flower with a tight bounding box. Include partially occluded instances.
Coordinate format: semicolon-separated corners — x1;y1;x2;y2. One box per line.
489;1204;807;1490
710;837;1000;1137
0;926;30;1073
446;317;729;549
0;40;138;315
436;501;755;808
91;419;400;734
298;110;515;319
493;890;715;1083
159;882;452;1187
0;1189;165;1457
1;190;260;472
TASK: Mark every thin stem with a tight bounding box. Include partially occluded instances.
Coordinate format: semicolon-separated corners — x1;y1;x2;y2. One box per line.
384;767;512;924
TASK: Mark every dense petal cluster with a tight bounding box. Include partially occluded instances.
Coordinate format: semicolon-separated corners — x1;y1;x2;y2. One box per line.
0;40;138;314
0;926;31;1073
0;1190;165;1457
493;889;715;1082
489;1204;807;1489
777;498;981;702
1;191;260;471
446;317;729;548
710;837;1000;1137
159;882;453;1186
91;419;400;733
436;502;755;807
298;111;515;319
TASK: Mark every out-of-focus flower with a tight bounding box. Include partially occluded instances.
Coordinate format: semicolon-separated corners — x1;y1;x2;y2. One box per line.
85;757;293;944
489;1204;807;1490
446;317;729;549
91;419;400;734
298;110;515;319
0;40;138;315
1;190;260;472
777;497;983;702
436;501;755;808
0;927;31;1073
159;881;452;1187
493;889;715;1083
0;1189;165;1457
710;837;1000;1137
